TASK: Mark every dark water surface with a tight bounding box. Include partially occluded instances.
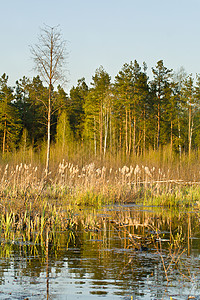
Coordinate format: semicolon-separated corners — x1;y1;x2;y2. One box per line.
0;205;200;300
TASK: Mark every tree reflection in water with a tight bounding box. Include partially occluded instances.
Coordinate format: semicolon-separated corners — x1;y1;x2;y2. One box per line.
0;205;199;299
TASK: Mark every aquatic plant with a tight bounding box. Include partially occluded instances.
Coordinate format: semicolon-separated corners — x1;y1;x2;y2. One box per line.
0;159;199;244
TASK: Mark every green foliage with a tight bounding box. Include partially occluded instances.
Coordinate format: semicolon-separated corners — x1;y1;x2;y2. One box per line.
151;60;173;149
0;74;22;153
14;76;48;148
70;78;88;139
2;59;200;161
56;110;73;152
83;66;111;155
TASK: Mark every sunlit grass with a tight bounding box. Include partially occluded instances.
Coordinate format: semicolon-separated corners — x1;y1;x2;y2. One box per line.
0;153;199;243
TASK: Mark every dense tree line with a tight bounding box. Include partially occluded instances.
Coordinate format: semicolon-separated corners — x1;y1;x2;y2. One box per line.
1;59;200;159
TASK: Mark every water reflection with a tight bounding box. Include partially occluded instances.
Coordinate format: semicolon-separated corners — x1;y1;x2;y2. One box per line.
0;205;200;299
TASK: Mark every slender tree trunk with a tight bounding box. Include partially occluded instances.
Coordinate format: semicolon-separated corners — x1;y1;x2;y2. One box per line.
178;117;181;160
137;130;141;155
125;108;128;155
157;103;160;149
190;120;193;158
2;119;6;156
119;121;122;152
170;119;173;155
46;33;53;175
104;109;109;156
143;108;146;156
133;114;136;155
154;134;156;151
188;102;192;159
62;114;66;154
109;107;112;154
94;117;97;156
99;99;103;156
129;108;132;156
31;25;67;174
46;84;51;175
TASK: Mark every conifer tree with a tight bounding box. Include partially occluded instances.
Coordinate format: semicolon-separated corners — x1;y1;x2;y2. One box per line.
152;60;173;149
0;74;21;155
15;76;30;130
135;70;149;154
70;78;88;139
84;66;111;156
193;75;200;148
114;60;148;156
27;76;48;148
114;62;135;155
182;75;195;158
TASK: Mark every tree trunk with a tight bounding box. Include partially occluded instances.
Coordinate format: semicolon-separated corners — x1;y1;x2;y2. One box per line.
2;119;6;157
188;102;192;159
119;121;122;152
133;114;136;156
157;103;160;149
143;108;146;156
99;99;103;156
104;109;109;156
178;117;181;160
46;33;53;175
170;119;173;155
129;108;132;156
125;108;128;155
94;117;97;156
30;25;67;175
62;114;66;154
46;85;51;175
109;107;112;154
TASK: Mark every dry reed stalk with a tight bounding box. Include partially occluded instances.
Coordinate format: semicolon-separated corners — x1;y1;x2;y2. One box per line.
0;160;199;211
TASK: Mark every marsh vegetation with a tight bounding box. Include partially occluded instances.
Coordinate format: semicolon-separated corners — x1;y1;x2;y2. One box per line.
0;203;199;299
1;23;200;299
0;154;200;236
0;153;199;299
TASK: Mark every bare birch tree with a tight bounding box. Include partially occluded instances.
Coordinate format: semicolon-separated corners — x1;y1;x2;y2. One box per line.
30;25;67;174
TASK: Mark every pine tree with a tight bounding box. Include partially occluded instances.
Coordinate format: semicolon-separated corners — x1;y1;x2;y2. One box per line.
134;70;149;154
193;75;200;148
182;75;195;158
70;78;88;139
27;76;48;148
84;66;111;156
151;60;173;149
0;74;21;155
114;60;148;156
114;62;135;156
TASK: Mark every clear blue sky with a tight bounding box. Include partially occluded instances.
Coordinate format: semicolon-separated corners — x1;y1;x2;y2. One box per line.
1;0;200;92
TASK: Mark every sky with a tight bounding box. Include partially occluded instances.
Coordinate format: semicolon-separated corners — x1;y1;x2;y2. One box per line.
1;0;200;93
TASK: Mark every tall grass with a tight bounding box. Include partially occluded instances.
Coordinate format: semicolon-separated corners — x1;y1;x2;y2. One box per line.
0;144;199;242
0;155;199;207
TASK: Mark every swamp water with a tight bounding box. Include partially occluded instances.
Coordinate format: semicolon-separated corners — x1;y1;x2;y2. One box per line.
0;204;200;300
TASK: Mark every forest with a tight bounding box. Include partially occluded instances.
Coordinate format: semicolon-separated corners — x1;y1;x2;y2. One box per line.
0;59;200;164
1;46;200;300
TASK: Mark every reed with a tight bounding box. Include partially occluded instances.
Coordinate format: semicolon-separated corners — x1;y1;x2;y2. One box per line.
0;156;199;244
